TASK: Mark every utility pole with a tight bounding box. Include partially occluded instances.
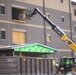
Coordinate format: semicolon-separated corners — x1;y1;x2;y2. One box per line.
69;0;73;57
43;0;46;45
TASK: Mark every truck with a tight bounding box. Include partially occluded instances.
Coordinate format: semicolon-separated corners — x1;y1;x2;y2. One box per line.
28;7;76;75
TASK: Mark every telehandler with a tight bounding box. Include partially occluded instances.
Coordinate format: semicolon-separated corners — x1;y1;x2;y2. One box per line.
27;7;76;74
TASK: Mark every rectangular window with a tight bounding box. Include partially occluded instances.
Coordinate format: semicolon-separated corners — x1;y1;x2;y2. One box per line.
12;7;32;22
1;30;6;39
12;31;26;44
75;26;76;32
12;7;25;21
61;17;64;22
46;13;50;18
60;0;63;3
0;6;5;14
47;34;51;41
74;9;76;16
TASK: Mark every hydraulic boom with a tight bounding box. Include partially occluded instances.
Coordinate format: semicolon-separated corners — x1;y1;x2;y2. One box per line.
31;7;76;52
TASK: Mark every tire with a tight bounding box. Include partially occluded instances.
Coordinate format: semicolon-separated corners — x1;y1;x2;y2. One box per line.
71;66;76;75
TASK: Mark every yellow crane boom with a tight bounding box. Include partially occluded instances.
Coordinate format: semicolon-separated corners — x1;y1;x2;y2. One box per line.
31;7;76;52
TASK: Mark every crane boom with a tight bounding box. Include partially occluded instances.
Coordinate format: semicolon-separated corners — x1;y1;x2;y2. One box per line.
31;7;76;52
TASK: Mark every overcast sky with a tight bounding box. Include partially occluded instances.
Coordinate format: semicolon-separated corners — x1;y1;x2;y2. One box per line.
71;0;76;2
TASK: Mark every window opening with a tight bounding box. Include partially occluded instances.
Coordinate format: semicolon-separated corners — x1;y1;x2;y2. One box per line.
60;0;63;3
47;34;51;41
12;31;26;44
75;26;76;32
0;5;5;14
12;7;25;21
46;13;50;18
61;17;64;22
1;30;6;39
74;9;76;16
12;7;32;21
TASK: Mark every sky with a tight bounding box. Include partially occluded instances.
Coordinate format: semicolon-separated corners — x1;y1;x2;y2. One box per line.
71;0;76;2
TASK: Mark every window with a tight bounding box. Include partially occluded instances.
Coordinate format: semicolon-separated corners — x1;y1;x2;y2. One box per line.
69;59;74;65
60;0;63;3
12;7;25;21
0;5;5;14
1;30;6;39
74;9;76;16
61;16;64;22
47;34;51;41
75;26;76;32
12;31;26;44
46;13;50;18
60;59;65;66
12;6;32;22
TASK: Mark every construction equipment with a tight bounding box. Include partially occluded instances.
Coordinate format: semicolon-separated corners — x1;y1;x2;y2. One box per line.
57;57;76;74
29;7;76;74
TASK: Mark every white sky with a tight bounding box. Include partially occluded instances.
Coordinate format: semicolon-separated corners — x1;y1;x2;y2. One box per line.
71;0;76;2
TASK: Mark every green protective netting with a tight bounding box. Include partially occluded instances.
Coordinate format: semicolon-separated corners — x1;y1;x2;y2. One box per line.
14;44;55;54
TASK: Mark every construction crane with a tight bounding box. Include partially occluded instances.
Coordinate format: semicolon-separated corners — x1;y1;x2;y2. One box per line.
31;7;76;52
28;7;76;75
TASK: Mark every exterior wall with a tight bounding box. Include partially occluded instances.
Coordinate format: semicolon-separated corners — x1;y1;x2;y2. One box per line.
71;3;76;21
71;2;76;41
18;0;70;12
71;2;76;57
0;0;75;58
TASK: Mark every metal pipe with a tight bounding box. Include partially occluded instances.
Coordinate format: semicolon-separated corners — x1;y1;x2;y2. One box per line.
69;0;73;57
43;0;46;45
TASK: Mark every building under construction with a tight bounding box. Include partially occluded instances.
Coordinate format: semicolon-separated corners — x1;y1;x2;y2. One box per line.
0;0;76;58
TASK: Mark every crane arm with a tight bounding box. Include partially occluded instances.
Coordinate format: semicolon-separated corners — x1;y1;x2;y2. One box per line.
31;7;76;52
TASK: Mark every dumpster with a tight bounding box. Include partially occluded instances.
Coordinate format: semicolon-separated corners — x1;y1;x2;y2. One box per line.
0;56;55;75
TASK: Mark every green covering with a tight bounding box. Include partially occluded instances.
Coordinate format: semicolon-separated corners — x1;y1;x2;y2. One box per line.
14;43;58;54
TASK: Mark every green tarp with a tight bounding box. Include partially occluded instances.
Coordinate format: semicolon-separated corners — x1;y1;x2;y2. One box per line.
14;43;59;54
